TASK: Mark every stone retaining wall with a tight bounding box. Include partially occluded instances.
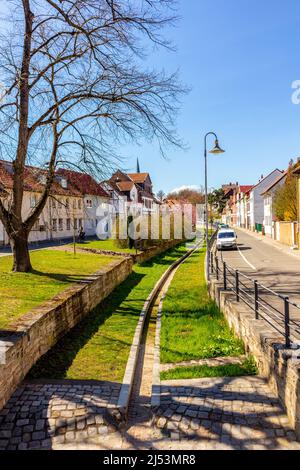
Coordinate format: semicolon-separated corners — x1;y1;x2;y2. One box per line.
209;278;300;438
79;240;183;264
0;257;133;411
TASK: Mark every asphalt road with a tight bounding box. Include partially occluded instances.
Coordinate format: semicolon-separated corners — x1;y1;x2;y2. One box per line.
219;229;300;343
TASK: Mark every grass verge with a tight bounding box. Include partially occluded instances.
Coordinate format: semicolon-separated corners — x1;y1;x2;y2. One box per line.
160;247;245;364
160;358;258;381
76;239;138;254
29;243;187;383
0;250;116;329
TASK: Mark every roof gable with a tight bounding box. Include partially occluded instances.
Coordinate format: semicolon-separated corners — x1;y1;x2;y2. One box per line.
57;169;109;197
128;173;152;185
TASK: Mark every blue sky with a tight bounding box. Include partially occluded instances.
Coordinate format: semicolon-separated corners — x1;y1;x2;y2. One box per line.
2;0;300;194
122;0;300;194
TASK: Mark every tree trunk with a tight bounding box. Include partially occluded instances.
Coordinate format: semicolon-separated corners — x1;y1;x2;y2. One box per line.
10;230;32;272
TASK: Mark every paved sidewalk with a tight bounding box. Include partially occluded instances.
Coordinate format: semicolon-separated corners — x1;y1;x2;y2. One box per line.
152;376;300;450
0;381;121;450
52;375;300;450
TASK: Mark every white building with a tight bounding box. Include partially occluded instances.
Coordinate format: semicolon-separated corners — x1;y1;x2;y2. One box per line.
262;172;286;237
235;186;253;228
57;169;110;237
248;169;283;232
0;161;116;245
0;161;84;245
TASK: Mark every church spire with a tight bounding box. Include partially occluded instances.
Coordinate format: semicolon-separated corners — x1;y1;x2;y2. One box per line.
136;158;141;173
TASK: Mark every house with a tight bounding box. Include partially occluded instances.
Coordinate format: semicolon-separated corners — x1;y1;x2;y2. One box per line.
57;169;110;237
108;171;139;213
221;183;239;226
221;184;253;228
107;166;156;214
100;180;127;215
248;170;284;232
0;160;84;245
261;172;287;237
236;186;253;228
127;172;155;212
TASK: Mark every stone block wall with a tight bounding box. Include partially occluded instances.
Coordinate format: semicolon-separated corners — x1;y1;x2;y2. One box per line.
209;279;300;438
0;257;132;411
80;239;183;264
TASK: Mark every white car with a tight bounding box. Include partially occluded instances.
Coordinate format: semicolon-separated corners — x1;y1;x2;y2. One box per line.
216;229;238;251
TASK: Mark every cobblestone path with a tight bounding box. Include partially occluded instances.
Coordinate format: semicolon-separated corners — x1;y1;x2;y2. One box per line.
0;381;121;450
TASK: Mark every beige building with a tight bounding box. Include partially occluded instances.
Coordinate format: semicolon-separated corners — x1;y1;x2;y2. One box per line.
0;161;85;245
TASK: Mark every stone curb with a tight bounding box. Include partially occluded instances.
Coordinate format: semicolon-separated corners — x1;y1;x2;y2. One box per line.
160;355;247;372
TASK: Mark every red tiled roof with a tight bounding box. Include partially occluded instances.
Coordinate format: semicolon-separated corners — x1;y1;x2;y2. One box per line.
128;173;150;184
116;181;135;192
0;160;82;197
57;169;109;197
239;185;253;194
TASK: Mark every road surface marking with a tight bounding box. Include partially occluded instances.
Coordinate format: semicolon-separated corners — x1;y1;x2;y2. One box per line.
237;246;257;271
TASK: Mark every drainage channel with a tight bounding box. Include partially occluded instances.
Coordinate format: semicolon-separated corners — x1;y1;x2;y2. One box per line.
125;241;202;439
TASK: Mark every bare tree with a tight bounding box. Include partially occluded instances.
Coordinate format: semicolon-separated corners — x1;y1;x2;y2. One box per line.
0;0;185;272
157;189;165;201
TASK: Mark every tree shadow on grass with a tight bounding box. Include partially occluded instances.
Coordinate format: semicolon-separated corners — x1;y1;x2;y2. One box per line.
29;269;109;285
139;244;191;268
28;271;145;380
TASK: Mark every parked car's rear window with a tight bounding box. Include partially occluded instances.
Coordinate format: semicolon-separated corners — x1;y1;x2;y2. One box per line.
218;232;235;239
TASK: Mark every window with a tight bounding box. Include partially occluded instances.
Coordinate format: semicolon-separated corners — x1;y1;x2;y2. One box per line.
79;219;83;229
74;218;78;230
58;200;62;209
73;200;76;209
218;232;235;239
66;198;69;209
30;194;37;208
52;198;56;209
78;199;82;210
52;219;57;231
66;218;71;231
33;219;40;231
86;199;92;208
59;219;63;231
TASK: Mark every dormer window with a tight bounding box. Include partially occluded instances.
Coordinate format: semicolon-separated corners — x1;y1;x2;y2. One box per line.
39;174;47;185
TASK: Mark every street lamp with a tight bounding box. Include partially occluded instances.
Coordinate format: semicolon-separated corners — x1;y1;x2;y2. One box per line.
204;132;225;276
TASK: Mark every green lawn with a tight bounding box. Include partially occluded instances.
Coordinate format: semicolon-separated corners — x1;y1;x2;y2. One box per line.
0;250;116;329
77;239;139;254
160;358;257;381
29;244;188;383
160;247;245;364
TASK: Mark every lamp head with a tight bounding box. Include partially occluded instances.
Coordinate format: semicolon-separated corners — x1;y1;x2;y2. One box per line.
209;139;225;154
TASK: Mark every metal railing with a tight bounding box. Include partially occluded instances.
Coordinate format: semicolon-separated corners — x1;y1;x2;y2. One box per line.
209;248;300;349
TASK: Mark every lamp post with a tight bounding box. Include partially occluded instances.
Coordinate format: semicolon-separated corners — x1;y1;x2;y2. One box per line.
204;132;225;277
